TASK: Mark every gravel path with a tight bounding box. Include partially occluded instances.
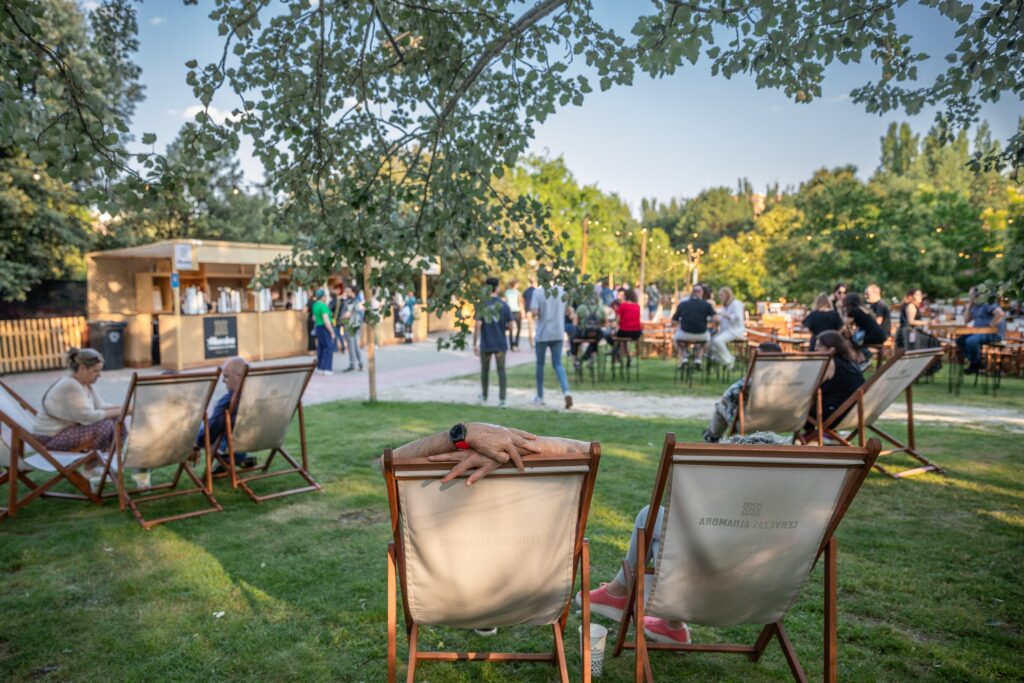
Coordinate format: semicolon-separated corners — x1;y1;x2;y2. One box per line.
380;379;1024;432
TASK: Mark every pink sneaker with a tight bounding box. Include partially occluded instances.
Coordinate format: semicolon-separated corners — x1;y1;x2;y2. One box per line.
642;616;691;645
575;583;628;621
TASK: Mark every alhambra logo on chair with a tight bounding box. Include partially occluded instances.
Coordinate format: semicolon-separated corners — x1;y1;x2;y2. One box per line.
741;502;763;517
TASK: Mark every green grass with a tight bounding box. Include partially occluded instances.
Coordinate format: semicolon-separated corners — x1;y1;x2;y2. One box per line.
1;402;1022;681
487;354;1024;410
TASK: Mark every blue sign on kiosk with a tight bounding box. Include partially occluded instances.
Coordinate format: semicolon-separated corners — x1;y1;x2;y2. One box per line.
170;273;180;289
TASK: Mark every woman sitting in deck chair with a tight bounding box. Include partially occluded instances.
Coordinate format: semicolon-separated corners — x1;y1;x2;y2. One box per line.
31;348;126;485
803;331;865;440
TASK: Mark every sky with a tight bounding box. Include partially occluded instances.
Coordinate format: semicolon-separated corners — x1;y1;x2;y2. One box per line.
111;0;1019;217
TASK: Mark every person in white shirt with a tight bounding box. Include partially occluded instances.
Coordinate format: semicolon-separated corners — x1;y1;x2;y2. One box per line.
528;282;573;409
503;279;523;350
708;286;746;369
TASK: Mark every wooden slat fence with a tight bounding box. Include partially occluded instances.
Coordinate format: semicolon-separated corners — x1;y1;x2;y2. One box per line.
0;316;87;374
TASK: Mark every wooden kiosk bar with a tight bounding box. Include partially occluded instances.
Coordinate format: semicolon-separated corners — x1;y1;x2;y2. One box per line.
87;239;308;370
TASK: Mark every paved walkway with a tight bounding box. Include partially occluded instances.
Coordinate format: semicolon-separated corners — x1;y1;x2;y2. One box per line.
0;336;535;407
4;337;1021;432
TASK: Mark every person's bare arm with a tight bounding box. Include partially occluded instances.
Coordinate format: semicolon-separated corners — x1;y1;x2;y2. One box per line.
428;436;590;485
473;320;482;357
390;423;542;467
992;307;1005;327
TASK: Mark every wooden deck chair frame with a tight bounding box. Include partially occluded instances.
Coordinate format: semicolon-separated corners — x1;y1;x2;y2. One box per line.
219;361;320;502
103;370;223;529
729;350;833;446
614;434;881;682
382;444;601;683
815;347;944;479
0;380;102;522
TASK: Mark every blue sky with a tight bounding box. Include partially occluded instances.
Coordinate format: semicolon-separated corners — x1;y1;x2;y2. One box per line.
116;1;1019;216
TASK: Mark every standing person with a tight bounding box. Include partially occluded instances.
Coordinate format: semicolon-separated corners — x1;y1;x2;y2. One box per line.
312;288;336;375
522;277;537;350
958;286;1006;374
645;282;660;320
474;277;513;406
897;288;929;348
671;284;716;368
403;289;417;344
504;279;523;351
600;280;616;307
529;280;573;409
331;284;348;354
343;286;365;372
708;286;746;369
865;284;890;337
802;294;844;350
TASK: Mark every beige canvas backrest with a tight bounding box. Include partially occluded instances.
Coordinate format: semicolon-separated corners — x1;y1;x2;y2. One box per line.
741;352;831;433
0;383;37;468
644;444;868;627
390;455;593;629
228;364;313;453
831;349;941;432
121;372;218;469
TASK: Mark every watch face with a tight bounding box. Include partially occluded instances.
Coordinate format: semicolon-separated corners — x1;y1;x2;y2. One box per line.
449;423;466;443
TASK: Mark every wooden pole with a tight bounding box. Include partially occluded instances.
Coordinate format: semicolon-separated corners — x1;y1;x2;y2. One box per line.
172;268;183;371
364;257;377;402
580;215;590;277
639;228;648;315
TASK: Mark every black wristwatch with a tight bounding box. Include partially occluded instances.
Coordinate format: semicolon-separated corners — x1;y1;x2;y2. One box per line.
449;422;469;450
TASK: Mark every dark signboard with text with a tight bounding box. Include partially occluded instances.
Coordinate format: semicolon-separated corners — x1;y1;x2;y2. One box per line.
203;316;238;359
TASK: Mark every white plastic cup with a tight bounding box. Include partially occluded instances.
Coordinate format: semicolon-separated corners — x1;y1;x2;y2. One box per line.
579;623;608;677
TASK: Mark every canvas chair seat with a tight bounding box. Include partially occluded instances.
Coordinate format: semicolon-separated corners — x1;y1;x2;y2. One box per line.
218;361;320;502
1;380;102;522
384;447;601;683
614;435;880;682
730;350;832;442
816;347;944;478
103;371;223;529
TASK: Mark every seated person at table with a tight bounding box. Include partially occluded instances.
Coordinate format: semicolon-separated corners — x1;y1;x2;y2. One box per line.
578;431;794;646
802;294;843;350
958;286;1006;375
804;331;865;435
573;292;607;366
865;284;891;336
708;286;746;370
605;288;643;361
702;342;782;443
386;422;586;485
671;284;716;367
32;348;123;469
843;292;888;365
195;356;257;473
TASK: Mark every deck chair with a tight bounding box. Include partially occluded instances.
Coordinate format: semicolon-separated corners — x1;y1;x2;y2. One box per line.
1;380;101;522
614;434;881;682
103;371;223;529
220;361;320;502
817;347;944;479
730;350;832;444
382;444;601;682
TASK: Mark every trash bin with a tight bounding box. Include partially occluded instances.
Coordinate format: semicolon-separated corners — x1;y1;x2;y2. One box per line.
88;320;128;370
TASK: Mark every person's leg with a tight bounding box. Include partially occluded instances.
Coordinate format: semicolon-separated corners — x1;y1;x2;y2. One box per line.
353;327;364;368
964;334;983;366
550;340;570;395
710;330;737;366
705;400;732;441
693;333;709;361
496;351;507;401
335;325;347;353
511;312;522;350
609;505;666;591
480;351;491;400
315;326;331;370
534;341;547;399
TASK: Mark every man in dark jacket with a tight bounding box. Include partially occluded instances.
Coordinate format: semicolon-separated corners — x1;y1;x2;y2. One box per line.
195;356;257;473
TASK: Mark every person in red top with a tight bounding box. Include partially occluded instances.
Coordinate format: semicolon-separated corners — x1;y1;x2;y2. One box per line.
605;289;643;363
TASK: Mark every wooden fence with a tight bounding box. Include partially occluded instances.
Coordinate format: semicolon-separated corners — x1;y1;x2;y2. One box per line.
0;316;87;374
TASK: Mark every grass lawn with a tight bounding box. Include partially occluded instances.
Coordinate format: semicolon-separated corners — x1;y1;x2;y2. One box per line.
1;402;1021;681
489;351;1024;410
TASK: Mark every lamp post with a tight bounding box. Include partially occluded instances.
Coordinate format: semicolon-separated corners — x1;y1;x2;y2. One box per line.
639;227;648;314
580;215;589;277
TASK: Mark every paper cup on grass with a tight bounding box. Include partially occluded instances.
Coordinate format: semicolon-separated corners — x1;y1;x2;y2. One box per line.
579;623;608;676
